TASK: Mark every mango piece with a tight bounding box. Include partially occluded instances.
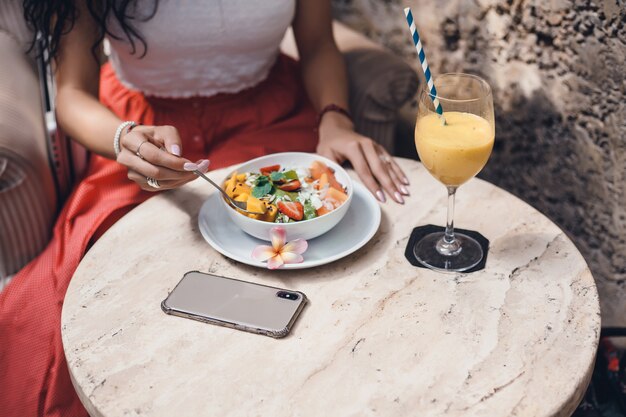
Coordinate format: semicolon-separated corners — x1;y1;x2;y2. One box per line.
236;173;247;182
318;173;329;190
326;187;348;204
262;204;278;223
309;161;326;180
234;193;250;203
224;172;238;198
232;182;251;198
316;205;331;217
246;196;267;214
310;161;343;191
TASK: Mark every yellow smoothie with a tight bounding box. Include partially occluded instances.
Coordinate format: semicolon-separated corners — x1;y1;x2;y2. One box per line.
415;111;494;187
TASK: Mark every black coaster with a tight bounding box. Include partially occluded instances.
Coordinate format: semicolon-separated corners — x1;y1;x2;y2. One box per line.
404;225;490;273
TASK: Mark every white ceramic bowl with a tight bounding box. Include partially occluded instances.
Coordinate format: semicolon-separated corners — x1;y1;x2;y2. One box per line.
220;152;353;241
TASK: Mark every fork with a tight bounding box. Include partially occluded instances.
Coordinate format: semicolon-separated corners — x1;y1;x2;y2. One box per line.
193;170;265;215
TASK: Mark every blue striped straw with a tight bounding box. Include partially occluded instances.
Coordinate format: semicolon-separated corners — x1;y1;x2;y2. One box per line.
404;7;445;123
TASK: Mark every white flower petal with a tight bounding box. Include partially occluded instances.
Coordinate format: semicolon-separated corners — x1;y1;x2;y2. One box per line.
270;227;286;251
267;255;285;270
282;239;308;255
251;245;277;261
280;252;304;264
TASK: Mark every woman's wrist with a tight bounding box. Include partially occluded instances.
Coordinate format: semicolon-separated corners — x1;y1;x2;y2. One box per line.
318;106;355;139
317;104;352;125
113;121;137;157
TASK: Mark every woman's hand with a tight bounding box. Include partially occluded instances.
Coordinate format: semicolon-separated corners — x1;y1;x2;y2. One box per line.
316;113;410;204
116;125;209;191
292;1;409;203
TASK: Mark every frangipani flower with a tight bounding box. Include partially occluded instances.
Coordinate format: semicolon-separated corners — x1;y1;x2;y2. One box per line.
251;227;308;269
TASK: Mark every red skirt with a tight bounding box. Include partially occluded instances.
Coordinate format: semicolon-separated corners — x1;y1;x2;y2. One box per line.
0;54;317;417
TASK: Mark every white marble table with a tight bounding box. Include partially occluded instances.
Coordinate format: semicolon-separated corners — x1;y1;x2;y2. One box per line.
61;158;600;417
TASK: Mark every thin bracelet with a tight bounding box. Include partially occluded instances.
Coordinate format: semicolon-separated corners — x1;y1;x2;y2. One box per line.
113;121;137;157
316;104;352;127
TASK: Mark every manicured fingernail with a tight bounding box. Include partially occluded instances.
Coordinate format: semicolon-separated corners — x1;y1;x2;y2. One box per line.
402;177;410;185
183;162;198;171
170;144;181;156
375;190;386;203
197;159;210;173
400;185;410;195
394;191;405;204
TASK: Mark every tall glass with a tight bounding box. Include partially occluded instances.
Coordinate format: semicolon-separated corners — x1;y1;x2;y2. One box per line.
413;73;495;272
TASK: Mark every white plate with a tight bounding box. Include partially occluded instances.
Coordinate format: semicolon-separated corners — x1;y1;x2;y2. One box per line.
198;182;381;269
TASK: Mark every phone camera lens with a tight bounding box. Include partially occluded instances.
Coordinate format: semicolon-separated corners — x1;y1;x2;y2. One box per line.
276;291;299;301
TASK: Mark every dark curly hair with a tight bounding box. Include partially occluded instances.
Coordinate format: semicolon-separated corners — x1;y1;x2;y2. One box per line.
23;0;159;62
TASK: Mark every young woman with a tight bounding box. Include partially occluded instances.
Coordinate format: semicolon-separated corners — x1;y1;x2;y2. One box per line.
0;1;410;415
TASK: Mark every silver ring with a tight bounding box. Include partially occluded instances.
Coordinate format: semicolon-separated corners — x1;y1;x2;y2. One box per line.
136;141;149;160
380;154;392;164
146;177;161;189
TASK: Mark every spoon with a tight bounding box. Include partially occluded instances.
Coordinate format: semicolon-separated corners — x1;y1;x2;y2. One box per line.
193;170;265;215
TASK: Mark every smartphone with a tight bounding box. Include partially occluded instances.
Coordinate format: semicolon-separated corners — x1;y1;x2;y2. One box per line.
161;271;307;338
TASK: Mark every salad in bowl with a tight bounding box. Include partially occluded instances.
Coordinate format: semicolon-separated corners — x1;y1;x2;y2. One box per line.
220;153;353;241
224;161;348;223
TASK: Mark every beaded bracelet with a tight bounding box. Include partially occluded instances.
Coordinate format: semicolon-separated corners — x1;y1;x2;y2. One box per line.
316;104;352;127
113;121;137;157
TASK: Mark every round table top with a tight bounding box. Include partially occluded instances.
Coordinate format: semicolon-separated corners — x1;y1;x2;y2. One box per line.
62;158;600;417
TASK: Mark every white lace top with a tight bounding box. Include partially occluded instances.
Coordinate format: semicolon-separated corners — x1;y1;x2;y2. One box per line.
107;0;296;98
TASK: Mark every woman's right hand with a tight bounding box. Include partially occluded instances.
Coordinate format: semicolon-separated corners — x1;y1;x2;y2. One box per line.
116;125;209;191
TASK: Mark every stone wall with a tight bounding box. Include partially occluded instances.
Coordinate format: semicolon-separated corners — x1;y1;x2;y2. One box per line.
332;0;626;327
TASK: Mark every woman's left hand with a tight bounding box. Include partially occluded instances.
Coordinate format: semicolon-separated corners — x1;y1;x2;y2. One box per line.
316;113;410;204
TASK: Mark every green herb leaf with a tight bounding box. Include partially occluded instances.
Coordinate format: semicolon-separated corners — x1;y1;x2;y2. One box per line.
303;201;317;220
283;170;298;180
270;171;285;182
255;175;269;185
274;189;298;201
252;182;273;198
